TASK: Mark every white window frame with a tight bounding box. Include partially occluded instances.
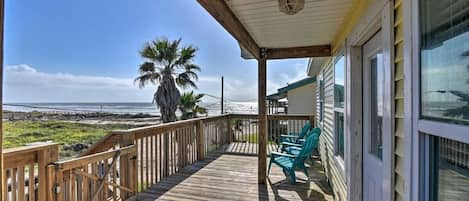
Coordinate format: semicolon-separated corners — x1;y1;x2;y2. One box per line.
333;50;346;170
409;0;469;200
319;69;325;126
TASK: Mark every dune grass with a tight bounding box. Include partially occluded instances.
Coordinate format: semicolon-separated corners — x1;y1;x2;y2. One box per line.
3;121;140;149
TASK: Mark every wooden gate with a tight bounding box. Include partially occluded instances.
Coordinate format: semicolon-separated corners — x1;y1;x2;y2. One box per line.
47;146;137;201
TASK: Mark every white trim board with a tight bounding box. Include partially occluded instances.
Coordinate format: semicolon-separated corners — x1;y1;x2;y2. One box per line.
344;0;394;201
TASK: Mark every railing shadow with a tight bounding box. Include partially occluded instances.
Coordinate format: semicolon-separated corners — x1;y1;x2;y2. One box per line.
263;154;333;201
133;148;226;200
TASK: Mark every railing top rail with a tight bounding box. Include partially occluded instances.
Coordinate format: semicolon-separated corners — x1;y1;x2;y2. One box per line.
3;142;58;157
54;145;136;170
230;113;313;119
111;114;230;135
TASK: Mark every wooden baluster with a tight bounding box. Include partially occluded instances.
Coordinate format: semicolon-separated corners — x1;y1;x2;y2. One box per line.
28;165;35;201
38;144;59;201
18;166;25;201
56;169;64;201
139;138;144;191
12;168;17;201
164;132;169;178
159;134;163;181
150;135;154;185
176;129;181;170
4;169;8;201
112;162;117;201
70;169;76;201
83;165;89;201
197;120;204;161
145;137;149;189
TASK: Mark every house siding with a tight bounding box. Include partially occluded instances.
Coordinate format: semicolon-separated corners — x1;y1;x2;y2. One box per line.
393;0;406;200
317;61;347;201
287;83;316;115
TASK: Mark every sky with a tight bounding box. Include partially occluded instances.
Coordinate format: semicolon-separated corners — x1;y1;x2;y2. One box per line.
4;0;309;103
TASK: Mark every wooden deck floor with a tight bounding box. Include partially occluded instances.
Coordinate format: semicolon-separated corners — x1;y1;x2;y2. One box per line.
130;145;333;201
224;142;278;155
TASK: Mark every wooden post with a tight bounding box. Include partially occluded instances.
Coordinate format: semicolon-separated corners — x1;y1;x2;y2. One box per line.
309;115;315;128
227;115;233;143
196;120;205;160
221;76;224;114
0;0;4;199
119;133;136;199
258;56;267;184
38;144;59;201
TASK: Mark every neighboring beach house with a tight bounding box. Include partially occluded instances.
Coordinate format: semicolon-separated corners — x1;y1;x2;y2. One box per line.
267;77;316;115
0;0;467;201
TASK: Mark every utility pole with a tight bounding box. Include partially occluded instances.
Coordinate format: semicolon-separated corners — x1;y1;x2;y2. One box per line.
221;76;224;114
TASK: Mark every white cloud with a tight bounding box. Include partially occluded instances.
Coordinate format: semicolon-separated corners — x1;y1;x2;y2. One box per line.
5;64;310;104
5;64;155;103
6;64;37;73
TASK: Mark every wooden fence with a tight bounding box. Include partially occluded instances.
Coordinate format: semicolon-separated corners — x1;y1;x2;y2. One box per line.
3;143;58;201
2;114;313;201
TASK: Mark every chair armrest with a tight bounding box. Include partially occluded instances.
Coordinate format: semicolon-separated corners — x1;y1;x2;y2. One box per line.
280;134;299;139
271;152;297;158
288;146;302;151
281;142;302;147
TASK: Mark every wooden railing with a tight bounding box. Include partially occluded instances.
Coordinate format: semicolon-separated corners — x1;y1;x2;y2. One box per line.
47;146;137;201
3;143;59;201
229;114;313;152
1;114;313;201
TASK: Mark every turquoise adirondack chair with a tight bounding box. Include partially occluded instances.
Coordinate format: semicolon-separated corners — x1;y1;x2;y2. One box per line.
268;131;320;184
282;128;321;155
279;121;311;144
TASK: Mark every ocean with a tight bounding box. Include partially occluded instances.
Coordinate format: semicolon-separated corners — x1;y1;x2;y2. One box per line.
4;102;258;116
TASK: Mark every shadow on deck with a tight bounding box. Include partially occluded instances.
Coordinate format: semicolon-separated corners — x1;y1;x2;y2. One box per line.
130;144;333;201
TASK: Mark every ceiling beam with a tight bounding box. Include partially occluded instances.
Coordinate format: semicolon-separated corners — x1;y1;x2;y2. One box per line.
197;0;260;60
265;45;331;59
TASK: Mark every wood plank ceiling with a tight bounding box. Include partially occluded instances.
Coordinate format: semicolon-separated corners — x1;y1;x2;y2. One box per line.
225;0;353;48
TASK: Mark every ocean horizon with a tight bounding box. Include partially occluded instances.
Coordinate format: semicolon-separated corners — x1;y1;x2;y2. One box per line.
3;102;258;116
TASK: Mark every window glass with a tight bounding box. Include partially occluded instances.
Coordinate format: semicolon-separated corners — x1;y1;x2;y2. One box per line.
334;56;345;109
334;55;346;160
420;0;469;125
320;72;325;122
429;136;469;201
335;112;345;158
370;54;384;159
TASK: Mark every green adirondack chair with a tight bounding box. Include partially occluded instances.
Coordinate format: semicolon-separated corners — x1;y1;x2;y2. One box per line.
279;121;311;144
268;131;320;184
282;128;321;155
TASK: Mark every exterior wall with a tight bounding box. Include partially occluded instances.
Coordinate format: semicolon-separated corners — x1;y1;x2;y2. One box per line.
313;1;408;201
393;0;406;200
287;83;316;115
316;61;347;201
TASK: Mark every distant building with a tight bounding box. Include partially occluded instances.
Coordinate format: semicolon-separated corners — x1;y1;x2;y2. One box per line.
267;77;316;115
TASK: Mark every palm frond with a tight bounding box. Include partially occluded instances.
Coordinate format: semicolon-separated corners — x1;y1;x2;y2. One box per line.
175;46;197;66
176;73;198;89
185;64;201;72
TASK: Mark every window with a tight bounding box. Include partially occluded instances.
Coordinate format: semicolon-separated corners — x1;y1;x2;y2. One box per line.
319;70;325;122
370;53;384;159
420;0;469;125
334;55;345;159
419;0;469;200
429;136;469;201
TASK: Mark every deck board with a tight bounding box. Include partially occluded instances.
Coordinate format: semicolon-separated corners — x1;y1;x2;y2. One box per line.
130;145;333;201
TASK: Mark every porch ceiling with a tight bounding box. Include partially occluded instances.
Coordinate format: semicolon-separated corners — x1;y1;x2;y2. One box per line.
226;0;353;48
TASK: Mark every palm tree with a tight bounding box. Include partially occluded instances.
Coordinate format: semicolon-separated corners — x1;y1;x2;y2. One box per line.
442;50;469;120
179;91;208;120
135;38;200;123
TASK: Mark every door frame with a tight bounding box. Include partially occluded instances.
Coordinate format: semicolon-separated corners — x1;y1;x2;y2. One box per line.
344;1;394;201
